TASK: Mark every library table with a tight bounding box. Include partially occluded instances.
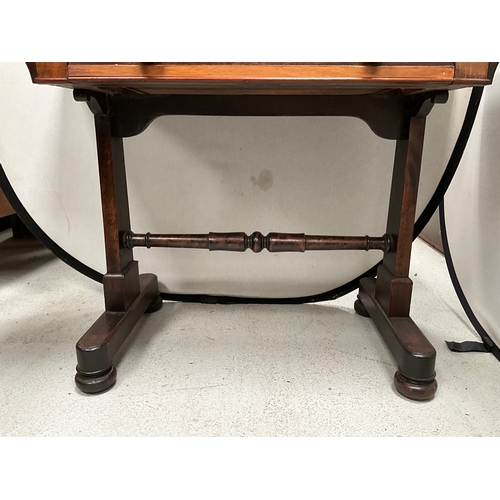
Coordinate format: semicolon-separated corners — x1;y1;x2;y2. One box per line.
27;63;497;400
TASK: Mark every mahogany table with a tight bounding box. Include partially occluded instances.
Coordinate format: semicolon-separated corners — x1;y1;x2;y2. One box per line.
28;63;497;400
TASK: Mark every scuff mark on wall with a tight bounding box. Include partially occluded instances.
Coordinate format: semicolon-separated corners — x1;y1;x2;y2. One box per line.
251;169;273;191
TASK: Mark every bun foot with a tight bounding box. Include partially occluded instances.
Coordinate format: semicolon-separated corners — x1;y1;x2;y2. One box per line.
394;371;437;401
145;294;163;314
354;297;370;317
75;365;117;394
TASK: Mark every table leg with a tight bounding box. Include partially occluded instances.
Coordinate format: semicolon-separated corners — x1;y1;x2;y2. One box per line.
74;105;162;394
355;112;437;401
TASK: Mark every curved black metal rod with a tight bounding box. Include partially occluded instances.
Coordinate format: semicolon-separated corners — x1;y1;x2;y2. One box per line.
439;200;500;361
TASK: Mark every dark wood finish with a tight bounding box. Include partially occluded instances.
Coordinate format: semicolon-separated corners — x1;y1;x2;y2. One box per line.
145;294;163;314
71;91;451;141
75;274;159;393
383;116;426;278
26;62;68;84
102;92;414;140
92;98;134;274
123;231;391;253
27;62;497;400
372;103;428;319
359;278;437;400
103;260;140;312
0;188;15;218
454;62;493;86
0;189;32;239
354;297;370;317
10;215;32;239
75;365;117;394
73;92;162;393
355;96;438;400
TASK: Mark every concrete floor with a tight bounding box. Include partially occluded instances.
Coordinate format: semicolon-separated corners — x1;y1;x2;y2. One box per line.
1;229;499;437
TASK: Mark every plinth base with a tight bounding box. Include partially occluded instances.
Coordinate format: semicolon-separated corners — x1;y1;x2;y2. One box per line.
357;277;438;401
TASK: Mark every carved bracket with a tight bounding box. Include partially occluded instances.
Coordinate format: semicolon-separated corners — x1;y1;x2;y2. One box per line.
411;91;448;119
73;89;109;117
72;90;448;141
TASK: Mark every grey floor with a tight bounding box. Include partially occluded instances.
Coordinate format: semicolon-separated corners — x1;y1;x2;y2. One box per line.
1;228;499;437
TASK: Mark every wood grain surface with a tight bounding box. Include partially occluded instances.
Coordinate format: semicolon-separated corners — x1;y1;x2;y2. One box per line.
28;62;496;95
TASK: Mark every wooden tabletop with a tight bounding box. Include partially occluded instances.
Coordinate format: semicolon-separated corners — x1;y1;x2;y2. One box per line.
27;62;497;95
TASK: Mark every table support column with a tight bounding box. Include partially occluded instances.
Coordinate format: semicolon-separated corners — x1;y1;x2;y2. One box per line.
74;93;162;394
355;99;438;401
